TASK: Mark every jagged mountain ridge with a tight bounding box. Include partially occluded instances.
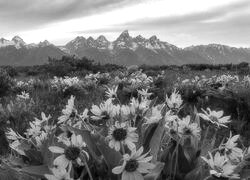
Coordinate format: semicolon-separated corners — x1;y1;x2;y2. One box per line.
0;31;250;66
0;36;67;66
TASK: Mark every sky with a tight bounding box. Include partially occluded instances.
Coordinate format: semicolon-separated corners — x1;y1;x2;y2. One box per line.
0;0;250;47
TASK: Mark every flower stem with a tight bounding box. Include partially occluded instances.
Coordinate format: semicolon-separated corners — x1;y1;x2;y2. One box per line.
202;125;210;148
121;142;125;155
80;153;93;180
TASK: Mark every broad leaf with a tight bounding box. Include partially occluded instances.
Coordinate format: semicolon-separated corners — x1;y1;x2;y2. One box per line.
21;165;50;178
144;162;165;180
184;166;202;180
96;138;123;169
149;118;165;162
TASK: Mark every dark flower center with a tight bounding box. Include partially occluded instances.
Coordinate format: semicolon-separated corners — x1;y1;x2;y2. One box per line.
214;166;224;174
66;131;73;138
209;115;218;122
170;129;177;135
101;111;110;120
112;128;127;141
225;149;232;155
125;159;139;172
69;110;77;118
172;102;178;108
212;174;229;180
183;127;192;135
64;146;81;161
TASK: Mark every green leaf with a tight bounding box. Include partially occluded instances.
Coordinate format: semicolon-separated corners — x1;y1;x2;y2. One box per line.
149;118;165;163
24;149;43;165
96;138;122;169
241;169;250;179
21;165;50;178
184;166;202;180
40;132;55;166
144;162;165;180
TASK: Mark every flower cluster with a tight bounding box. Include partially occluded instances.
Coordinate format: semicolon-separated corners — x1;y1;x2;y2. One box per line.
5;76;250;180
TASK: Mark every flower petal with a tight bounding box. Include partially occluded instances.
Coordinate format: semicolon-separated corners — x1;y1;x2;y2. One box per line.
49;146;64;154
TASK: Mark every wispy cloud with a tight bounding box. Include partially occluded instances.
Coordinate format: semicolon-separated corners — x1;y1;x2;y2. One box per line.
0;0;249;47
0;0;139;32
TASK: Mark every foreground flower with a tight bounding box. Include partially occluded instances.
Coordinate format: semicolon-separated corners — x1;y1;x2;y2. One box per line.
74;108;89;129
138;89;152;98
58;96;77;124
106;86;118;99
199;108;231;127
178;115;201;143
45;167;72;180
165;88;183;110
130;97;149;115
219;132;243;161
91;99;118;121
144;106;162;124
107;121;138;151
49;133;88;168
112;147;155;180
201;152;240;179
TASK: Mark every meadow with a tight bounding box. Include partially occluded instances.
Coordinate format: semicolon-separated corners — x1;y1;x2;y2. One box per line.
0;58;250;180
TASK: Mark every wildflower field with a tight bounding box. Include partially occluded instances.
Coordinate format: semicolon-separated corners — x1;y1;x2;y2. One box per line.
0;65;250;180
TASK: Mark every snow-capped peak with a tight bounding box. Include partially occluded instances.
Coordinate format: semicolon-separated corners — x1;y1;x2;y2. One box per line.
97;35;108;42
12;36;26;45
116;30;132;42
65;30;177;51
39;40;52;47
0;36;26;49
96;35;109;49
72;36;86;43
135;35;145;41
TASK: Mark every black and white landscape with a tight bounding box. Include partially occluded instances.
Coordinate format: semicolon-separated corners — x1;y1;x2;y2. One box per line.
1;1;250;180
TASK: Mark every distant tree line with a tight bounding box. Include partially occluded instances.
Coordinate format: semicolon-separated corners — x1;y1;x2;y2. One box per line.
0;56;249;77
0;56;125;77
139;62;249;73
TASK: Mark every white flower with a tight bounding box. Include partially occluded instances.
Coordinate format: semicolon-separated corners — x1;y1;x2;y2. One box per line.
144;106;162;124
25;112;52;138
178;115;201;147
49;133;88;169
219;132;243;161
91;99;119;121
74;108;89;128
106;86;118;99
199;108;231;127
165;89;183;110
6;128;23;141
112;147;155;180
107;121;138;151
6;128;26;155
35;131;48;148
201;152;240;179
45;167;72;180
137;89;152;98
16;91;30;100
164;110;179;129
25;121;42;137
58;96;77;124
130;98;149;115
120;105;131;119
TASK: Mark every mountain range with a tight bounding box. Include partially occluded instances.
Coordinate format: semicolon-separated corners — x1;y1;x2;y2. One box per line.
0;30;250;66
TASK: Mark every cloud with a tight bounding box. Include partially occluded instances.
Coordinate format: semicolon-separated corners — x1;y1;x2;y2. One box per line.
0;0;139;32
75;0;250;47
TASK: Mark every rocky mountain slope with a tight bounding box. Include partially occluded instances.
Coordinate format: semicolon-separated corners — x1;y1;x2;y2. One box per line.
0;31;250;66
